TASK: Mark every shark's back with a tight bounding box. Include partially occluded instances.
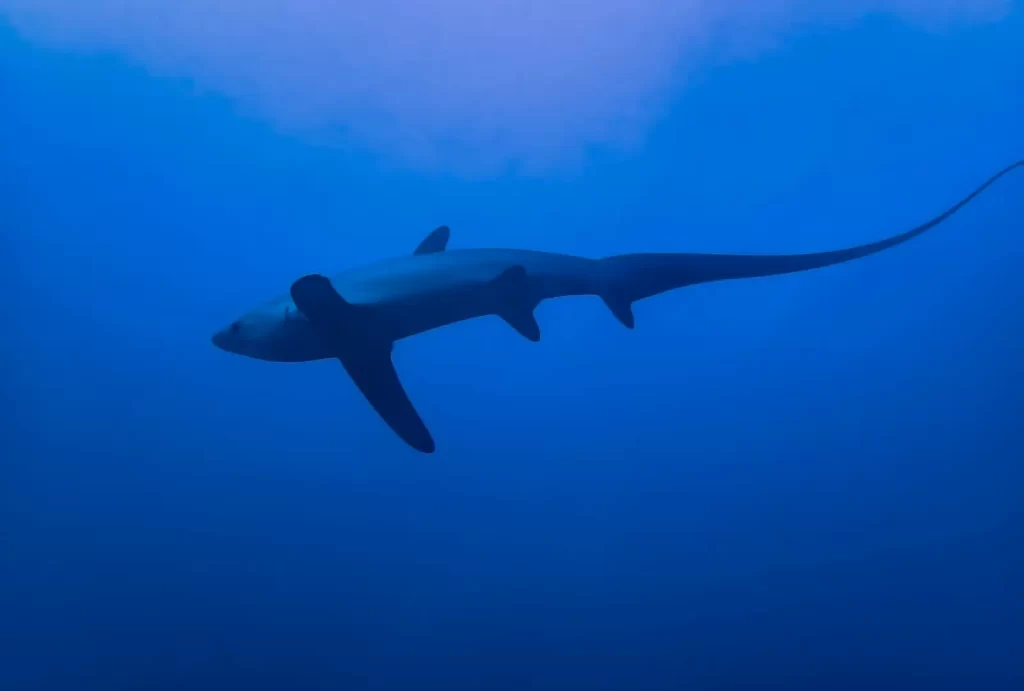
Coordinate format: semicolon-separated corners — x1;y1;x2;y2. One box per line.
330;248;596;306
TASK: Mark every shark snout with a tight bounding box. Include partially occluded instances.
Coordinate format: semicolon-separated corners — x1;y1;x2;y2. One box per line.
211;324;239;353
211;329;229;351
212;318;250;355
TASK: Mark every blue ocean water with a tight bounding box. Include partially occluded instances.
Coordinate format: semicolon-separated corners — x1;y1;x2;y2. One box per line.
3;8;1024;690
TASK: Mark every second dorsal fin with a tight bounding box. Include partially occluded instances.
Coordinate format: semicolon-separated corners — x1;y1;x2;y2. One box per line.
413;225;450;255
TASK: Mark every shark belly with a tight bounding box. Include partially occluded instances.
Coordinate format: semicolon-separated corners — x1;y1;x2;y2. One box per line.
373;285;509;340
271;315;336;362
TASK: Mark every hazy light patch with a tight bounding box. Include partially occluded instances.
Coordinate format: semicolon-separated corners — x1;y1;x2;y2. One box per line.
0;0;1010;174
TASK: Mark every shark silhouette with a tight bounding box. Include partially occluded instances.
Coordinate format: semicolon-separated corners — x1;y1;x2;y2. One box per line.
213;160;1022;453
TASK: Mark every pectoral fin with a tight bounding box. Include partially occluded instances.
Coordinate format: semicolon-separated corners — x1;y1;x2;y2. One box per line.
289;274;358;350
336;350;435;454
289;273;435;454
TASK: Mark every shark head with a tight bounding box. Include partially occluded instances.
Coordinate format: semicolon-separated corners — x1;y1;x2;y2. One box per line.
212;298;330;363
211;303;285;361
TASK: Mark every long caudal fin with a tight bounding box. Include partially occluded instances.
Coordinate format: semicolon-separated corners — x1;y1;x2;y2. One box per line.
597;159;1024;318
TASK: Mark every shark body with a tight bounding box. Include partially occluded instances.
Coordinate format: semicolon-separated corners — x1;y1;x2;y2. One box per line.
213;161;1022;453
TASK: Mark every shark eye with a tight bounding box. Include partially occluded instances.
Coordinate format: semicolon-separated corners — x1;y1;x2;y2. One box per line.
230;321;241;333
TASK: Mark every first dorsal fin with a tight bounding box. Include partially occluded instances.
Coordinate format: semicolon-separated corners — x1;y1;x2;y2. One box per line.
414;225;450;255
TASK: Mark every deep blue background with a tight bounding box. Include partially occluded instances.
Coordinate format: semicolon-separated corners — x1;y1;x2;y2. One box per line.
3;9;1024;690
